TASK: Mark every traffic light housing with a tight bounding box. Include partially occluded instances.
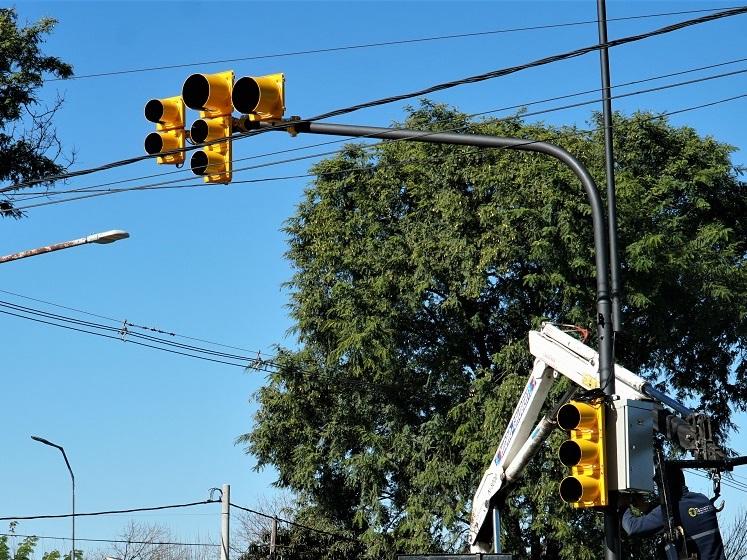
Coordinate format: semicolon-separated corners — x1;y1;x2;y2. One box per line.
232;73;285;121
144;96;186;165
182;70;234;184
557;400;608;508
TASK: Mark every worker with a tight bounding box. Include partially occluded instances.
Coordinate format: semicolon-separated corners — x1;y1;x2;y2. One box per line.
620;467;725;560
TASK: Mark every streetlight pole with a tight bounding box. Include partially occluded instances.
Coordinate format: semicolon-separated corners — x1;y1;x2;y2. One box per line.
0;230;130;264
31;436;75;560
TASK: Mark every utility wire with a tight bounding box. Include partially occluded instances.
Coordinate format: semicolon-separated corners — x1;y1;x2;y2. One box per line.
0;287;270;356
0;299;404;393
9;55;747;202
229;502;358;544
3;5;745;195
0;533;219;547
0;500;219;522
46;6;743;82
11;63;747;210
0;306;265;370
11;89;747;212
304;6;747;122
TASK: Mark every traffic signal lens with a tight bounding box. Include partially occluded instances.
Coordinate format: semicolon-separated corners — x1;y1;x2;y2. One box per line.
559;477;584;502
182;74;210;110
191;119;209;144
144;99;165;123
558;439;599;467
191;151;208;175
144;132;164;155
232;77;260;114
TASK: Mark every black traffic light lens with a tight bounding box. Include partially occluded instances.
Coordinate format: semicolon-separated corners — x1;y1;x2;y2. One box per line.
191;151;209;176
232;77;260;114
559;477;583;503
190;119;209;144
183;74;210;110
144;132;164;155
558;440;582;467
557;403;581;430
144;99;165;123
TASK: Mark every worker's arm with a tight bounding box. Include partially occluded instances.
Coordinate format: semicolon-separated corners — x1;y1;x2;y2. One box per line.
621;505;665;537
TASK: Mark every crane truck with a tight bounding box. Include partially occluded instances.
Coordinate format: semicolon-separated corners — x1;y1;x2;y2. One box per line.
468;323;745;556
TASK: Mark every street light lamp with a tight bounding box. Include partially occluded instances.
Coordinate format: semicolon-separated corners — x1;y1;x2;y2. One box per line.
31;436;75;560
0;230;130;264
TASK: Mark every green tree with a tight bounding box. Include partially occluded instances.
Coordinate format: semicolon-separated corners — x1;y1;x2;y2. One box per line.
0;532;81;560
0;8;73;218
239;103;747;559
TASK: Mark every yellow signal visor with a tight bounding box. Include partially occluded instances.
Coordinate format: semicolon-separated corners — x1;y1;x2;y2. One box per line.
232;73;285;120
190;118;230;147
557;401;599;431
559;475;607;507
190;149;231;184
558;439;599;467
182;71;234;115
145;97;185;127
144;130;185;165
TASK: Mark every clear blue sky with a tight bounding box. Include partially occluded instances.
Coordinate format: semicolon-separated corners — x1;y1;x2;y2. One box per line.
2;0;746;556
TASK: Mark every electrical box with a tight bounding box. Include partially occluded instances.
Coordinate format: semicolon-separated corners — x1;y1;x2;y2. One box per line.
607;399;654;492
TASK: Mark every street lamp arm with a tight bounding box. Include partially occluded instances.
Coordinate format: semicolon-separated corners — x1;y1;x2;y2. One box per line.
0;230;130;264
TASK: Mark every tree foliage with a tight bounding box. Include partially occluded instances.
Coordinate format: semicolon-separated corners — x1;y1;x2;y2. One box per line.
239;103;747;559
0;8;73;218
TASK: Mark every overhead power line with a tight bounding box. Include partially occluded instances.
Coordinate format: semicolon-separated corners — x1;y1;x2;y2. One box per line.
0;533;219;548
2;5;745;196
229;502;358;544
9;55;747;203
46;6;742;82
305;5;747;122
0;500;219;522
10;88;747;212
0;296;407;393
0;287;269;356
0;300;276;371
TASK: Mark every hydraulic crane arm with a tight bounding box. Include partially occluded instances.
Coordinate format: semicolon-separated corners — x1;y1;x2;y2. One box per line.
469;323;700;552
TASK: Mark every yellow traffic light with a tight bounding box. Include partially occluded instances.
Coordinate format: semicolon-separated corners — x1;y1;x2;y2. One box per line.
557;400;608;508
232;73;285;121
182;70;234;184
144;96;185;165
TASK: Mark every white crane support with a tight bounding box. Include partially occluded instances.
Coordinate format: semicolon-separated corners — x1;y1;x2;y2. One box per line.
469;323;690;552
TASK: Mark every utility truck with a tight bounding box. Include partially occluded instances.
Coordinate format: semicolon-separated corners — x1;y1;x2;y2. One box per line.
468;323;744;556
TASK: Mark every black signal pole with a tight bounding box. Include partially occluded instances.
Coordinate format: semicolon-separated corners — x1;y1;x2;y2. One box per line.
597;0;622;557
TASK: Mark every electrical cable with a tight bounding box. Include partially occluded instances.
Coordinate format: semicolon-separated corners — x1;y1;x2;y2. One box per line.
11;63;747;211
45;6;743;82
2;5;745;195
0;299;273;363
304;6;747;122
229;503;358;543
0;307;263;370
0;500;219;522
9;55;747;202
0;288;268;355
11;90;747;212
0;533;219;547
0;299;406;393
